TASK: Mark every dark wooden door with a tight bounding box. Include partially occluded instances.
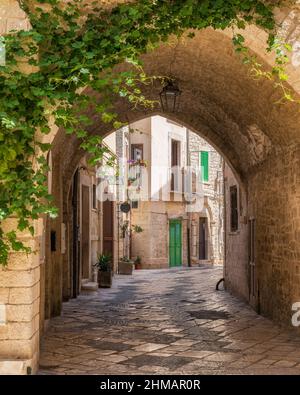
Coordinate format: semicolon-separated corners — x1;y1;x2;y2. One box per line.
72;170;80;298
103;199;114;258
199;217;207;260
81;185;90;279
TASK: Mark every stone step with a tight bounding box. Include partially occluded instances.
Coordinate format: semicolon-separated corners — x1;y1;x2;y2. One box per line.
81;282;98;291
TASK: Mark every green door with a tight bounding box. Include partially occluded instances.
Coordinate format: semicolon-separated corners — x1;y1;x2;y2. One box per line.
169;220;182;267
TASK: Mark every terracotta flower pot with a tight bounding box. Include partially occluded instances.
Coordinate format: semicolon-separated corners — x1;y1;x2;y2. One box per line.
135;262;142;270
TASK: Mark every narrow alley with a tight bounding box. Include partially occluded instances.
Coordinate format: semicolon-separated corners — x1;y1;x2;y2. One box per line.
39;267;300;375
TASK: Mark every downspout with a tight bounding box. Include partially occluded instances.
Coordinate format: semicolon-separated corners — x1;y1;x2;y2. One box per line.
223;160;226;284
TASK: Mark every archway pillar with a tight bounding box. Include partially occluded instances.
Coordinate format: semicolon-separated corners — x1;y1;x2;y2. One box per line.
0;1;40;374
0;218;42;375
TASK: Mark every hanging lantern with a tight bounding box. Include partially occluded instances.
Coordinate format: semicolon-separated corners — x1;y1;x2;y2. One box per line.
159;78;181;113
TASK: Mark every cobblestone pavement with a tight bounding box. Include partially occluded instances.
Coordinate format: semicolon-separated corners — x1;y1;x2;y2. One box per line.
39;266;300;375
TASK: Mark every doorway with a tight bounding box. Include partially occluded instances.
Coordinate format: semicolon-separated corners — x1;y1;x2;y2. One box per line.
81;185;90;279
103;199;114;259
72;170;80;298
199;217;208;260
169;219;182;267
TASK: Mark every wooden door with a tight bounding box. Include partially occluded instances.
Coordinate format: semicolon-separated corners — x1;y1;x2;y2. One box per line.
199;217;207;260
169;220;182;267
103;199;114;258
81;185;90;279
72;170;80;298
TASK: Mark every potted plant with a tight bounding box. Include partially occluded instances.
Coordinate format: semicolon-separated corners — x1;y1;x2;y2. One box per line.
94;253;112;288
119;256;134;275
134;256;142;270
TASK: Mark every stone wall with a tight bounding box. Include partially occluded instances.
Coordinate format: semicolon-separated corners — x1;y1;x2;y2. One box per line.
188;132;224;265
0;219;41;375
131;201;188;268
248;144;300;325
0;0;30;35
224;165;249;302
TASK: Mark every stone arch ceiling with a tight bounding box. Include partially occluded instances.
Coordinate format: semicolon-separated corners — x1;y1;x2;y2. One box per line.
52;27;300;193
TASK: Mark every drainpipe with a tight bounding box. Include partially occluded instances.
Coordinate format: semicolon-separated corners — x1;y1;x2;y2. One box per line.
223;160;226;282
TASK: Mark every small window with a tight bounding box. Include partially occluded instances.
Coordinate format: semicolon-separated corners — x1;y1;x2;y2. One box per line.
92;184;97;209
200;151;209;182
130;144;143;187
230;185;238;232
171;139;181;191
131;144;143;160
131;200;139;209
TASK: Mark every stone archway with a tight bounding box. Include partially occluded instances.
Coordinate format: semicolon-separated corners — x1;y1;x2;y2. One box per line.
46;25;300;332
38;28;300;373
1;0;300;375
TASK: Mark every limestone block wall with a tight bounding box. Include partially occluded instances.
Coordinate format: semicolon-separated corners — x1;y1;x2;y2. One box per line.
248;144;300;326
224;165;249;302
131;200;188;268
0;0;30;35
188;132;224;265
0;219;41;375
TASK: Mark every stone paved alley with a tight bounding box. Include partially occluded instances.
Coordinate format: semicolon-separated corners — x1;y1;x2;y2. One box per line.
39;267;300;375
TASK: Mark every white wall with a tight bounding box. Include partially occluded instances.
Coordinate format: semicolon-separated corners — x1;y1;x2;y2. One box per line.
151;116;186;200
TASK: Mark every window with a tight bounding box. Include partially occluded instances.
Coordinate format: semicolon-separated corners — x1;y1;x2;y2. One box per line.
200;151;209;182
230;185;238;232
130;144;143;187
131;144;143;161
199;217;208;260
92;184;97;209
171;139;180;191
131;200;139;209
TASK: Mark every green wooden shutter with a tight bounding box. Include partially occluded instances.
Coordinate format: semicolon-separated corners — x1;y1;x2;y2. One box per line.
200;151;209;182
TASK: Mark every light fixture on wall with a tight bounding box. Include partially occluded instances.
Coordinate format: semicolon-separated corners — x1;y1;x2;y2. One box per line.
159;78;181;113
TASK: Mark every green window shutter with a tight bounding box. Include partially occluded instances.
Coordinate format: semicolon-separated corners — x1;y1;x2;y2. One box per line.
200;151;209;182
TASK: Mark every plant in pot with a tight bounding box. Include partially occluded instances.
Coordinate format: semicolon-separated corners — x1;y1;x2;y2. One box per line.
118;256;134;275
134;256;142;270
94;253;112;288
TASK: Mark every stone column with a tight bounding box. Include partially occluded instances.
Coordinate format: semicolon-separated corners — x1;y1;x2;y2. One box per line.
0;219;41;375
0;0;40;375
